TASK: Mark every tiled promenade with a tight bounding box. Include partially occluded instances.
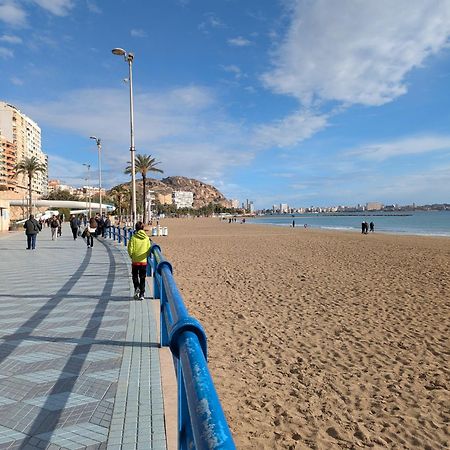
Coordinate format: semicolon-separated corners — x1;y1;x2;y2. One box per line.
0;227;167;450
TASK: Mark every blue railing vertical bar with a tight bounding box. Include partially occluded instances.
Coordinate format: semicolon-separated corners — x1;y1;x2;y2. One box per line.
107;226;236;449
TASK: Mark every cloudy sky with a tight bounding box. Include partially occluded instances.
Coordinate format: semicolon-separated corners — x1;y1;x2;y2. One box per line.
1;0;450;208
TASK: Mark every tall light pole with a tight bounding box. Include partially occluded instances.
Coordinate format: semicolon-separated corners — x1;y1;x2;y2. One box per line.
83;163;92;217
90;136;103;216
112;47;136;224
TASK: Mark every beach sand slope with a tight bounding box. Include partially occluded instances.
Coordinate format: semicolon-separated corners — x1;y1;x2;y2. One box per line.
153;218;449;449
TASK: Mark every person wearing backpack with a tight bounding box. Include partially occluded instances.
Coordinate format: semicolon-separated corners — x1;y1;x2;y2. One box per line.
127;222;151;300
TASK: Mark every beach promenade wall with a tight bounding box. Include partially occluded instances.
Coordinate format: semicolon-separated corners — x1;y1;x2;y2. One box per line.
107;225;236;450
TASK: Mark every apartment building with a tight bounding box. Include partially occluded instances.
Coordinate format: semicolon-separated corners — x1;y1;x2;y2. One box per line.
231;199;240;209
0;135;17;191
0;102;48;196
366;202;383;211
172;190;194;209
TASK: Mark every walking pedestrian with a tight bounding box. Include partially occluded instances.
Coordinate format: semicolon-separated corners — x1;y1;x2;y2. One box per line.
83;217;97;248
23;214;42;249
369;221;375;232
104;215;111;238
69;215;79;240
127;221;151;301
50;216;59;240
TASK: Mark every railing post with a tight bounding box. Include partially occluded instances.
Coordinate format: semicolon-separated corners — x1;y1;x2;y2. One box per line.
113;226;116;241
178;362;194;450
123;226;128;246
118;226;121;244
108;225;112;239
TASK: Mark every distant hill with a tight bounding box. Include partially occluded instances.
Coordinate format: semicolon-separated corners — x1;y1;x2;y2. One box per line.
109;176;231;209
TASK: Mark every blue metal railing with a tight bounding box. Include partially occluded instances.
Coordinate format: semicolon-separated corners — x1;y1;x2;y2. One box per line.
108;226;236;450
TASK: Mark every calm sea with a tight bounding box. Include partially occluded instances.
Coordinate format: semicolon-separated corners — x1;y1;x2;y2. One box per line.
246;211;450;237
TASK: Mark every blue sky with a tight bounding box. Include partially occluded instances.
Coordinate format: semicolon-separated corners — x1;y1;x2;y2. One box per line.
1;0;450;208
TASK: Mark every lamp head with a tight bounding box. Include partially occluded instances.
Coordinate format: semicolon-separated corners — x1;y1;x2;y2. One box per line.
112;48;126;56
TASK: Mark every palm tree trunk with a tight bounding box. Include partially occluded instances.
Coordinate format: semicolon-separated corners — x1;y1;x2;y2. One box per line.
28;174;32;216
143;175;147;224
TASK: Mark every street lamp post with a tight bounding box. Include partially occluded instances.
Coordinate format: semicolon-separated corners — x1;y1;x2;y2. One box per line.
112;47;137;224
83;163;92;217
90;136;103;216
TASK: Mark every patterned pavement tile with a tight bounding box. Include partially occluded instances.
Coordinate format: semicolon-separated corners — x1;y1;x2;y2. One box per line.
72;351;120;363
0;396;15;407
0;424;27;445
8;352;62;364
24;392;99;411
14;370;77;384
36;422;108;448
85;369;119;383
51;326;90;335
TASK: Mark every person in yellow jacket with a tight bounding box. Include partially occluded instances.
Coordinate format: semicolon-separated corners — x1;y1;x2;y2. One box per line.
127;221;151;300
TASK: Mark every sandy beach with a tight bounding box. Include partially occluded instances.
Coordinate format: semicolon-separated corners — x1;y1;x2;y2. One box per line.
152;218;449;449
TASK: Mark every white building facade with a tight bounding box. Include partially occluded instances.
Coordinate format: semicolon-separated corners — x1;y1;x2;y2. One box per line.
172;191;194;209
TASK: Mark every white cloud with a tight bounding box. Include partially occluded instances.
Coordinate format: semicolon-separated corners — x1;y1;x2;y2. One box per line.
131;29;147;38
46;154;90;186
199;12;224;34
345;135;450;161
10;76;23;85
0;1;27;27
263;0;450;106
222;64;245;80
86;0;101;14
228;36;252;47
32;0;74;16
370;164;450;203
19;86;252;187
0;46;13;58
0;34;22;44
252;110;328;147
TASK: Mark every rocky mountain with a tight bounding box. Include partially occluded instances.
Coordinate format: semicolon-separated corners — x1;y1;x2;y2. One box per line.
113;176;231;209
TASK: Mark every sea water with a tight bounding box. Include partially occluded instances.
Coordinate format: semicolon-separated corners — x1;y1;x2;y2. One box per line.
246;211;450;237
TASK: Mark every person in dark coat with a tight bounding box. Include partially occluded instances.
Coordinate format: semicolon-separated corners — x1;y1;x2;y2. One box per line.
23;214;42;249
69;215;79;240
369;221;374;232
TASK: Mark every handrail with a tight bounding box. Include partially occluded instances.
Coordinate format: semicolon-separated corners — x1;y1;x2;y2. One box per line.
108;226;236;450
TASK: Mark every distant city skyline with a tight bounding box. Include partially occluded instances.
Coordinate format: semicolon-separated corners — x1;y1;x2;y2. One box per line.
1;0;450;208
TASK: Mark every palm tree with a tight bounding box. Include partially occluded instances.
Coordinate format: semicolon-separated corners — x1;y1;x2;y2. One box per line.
14;156;47;216
124;154;163;223
110;185;130;224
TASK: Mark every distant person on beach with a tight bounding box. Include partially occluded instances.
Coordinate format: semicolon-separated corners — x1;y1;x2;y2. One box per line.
292;219;295;227
24;214;42;250
127;221;151;301
361;221;369;234
370;221;374;232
